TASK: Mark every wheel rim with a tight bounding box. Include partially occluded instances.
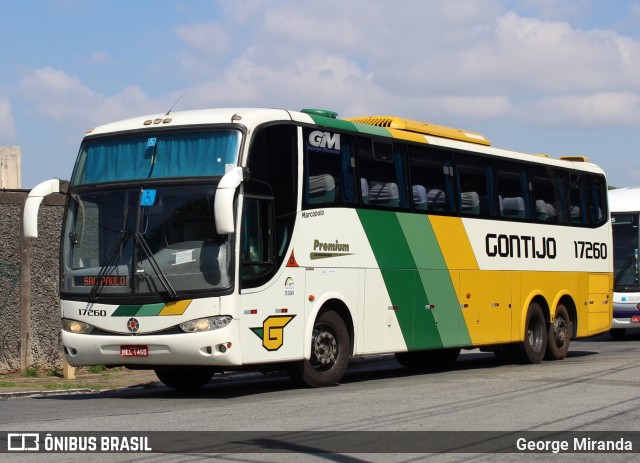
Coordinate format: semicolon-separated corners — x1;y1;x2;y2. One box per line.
554;316;568;347
310;323;338;371
527;315;544;352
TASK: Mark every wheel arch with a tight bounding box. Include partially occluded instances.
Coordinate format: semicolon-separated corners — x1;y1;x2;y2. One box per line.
519;292;550;340
304;293;355;360
555;293;578;339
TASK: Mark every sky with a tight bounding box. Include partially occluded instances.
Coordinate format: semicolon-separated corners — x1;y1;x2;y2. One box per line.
3;0;640;188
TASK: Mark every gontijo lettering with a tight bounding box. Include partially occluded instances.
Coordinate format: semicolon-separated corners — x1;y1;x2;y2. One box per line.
485;234;557;259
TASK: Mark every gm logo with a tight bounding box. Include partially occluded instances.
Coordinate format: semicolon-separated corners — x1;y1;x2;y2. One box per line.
308;131;340;150
250;315;296;351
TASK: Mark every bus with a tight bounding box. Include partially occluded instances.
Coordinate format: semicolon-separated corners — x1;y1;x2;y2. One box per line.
23;107;612;390
609;186;640;339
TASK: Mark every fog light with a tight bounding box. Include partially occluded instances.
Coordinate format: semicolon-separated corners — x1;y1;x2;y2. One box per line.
218;344;227;353
62;319;94;334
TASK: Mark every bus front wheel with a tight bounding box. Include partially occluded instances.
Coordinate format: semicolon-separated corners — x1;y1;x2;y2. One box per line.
154;367;215;391
544;304;572;360
289;310;350;388
515;303;547;364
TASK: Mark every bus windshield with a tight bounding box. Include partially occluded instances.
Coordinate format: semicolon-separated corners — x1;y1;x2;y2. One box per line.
61;184;232;299
612;213;640;288
71;129;241;185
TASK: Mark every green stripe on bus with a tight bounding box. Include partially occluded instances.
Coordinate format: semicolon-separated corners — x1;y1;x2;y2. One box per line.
397;214;472;347
136;303;166;316
349;121;391;137
112;305;143;317
111;303;166;317
357;210;443;349
306;114;358;132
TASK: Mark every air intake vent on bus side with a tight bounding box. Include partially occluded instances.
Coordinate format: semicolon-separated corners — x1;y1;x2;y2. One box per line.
345;115;491;146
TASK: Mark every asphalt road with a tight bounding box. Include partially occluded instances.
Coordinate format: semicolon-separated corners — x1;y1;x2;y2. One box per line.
2;332;640;462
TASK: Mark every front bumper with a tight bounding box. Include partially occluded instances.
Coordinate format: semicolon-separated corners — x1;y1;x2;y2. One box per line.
612;302;640;330
62;323;241;367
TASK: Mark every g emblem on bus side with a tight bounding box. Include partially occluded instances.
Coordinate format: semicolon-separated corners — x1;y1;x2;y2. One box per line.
250;315;295;351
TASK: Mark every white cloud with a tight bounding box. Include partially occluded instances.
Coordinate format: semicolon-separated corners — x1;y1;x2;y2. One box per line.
429;96;513;120
18;1;640;138
159;2;640;131
520;92;640;128
0;98;16;140
19;67;97;122
89;52;113;65
174;22;231;57
18;67;161;127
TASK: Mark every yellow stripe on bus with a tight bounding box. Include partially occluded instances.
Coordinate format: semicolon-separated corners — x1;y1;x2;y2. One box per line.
429;216;479;270
159;300;192;315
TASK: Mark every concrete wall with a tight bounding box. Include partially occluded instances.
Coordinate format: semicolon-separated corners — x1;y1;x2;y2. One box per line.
0;190;65;374
0;147;21;189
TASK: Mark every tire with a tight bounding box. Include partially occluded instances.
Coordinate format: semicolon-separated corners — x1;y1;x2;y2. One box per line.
544;304;572;360
610;328;626;340
289;310;350;388
514;303;547;364
396;348;461;370
154;367;215;391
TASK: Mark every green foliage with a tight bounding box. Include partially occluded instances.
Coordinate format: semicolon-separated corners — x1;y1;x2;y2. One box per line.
23;367;38;378
88;365;107;374
44;382;103;391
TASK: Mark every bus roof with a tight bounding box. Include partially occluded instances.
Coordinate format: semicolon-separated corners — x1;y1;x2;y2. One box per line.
84;107;604;175
609;186;640;213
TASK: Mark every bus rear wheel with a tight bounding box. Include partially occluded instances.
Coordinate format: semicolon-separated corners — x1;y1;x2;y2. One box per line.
289;310;350;388
544;304;571;360
515;303;547;364
154;367;216;391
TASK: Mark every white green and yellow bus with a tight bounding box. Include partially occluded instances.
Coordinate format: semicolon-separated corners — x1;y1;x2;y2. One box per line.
23;107;612;390
608;186;640;339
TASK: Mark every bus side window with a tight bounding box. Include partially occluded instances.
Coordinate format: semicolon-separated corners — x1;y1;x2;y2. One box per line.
302;129;357;208
246;124;297;274
240;195;275;286
587;175;608;227
532;167;567;224
496;163;531;220
570;174;587;226
358;138;409;209
408;146;455;214
455;155;497;218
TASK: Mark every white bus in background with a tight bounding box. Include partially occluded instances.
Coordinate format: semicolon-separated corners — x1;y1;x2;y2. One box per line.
609;187;640;339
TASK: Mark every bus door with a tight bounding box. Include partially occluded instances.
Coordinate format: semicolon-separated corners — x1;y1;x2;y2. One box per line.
237;195;305;364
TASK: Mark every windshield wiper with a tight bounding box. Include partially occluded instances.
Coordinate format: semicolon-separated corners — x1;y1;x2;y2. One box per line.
614;249;639;286
89;231;130;302
133;232;178;299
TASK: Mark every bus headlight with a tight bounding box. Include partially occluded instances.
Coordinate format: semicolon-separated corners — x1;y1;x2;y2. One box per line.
180;316;232;333
62;319;94;334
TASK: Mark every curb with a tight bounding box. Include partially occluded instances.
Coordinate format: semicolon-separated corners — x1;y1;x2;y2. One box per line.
0;355;393;399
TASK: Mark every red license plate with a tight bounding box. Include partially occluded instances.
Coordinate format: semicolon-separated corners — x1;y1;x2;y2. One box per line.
631;315;640;323
120;345;149;357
